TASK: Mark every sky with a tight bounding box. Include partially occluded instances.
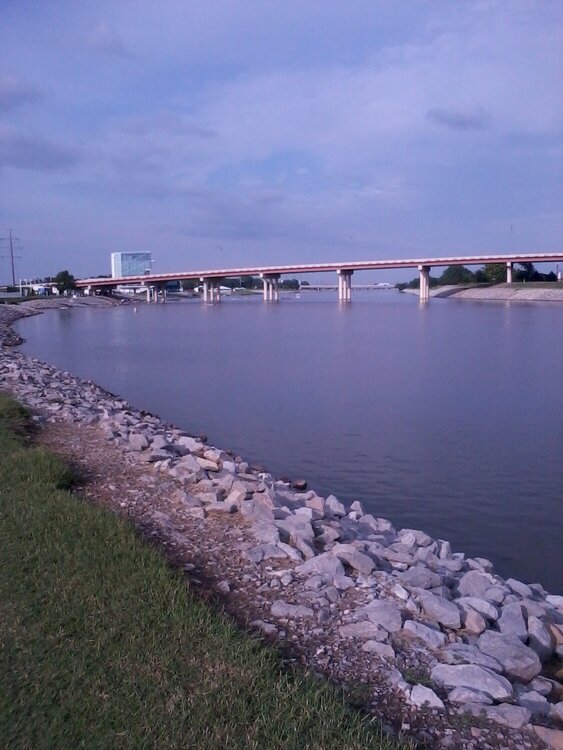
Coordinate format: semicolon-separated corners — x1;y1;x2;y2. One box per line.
1;0;562;283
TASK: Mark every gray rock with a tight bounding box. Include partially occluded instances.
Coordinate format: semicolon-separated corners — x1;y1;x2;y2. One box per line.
339;621;386;640
239;499;275;522
498;602;527;641
527;615;554;661
251;521;280;544
271;601;314;619
461;704;531;730
546;594;563;610
151;435;170;451
176;435;203;454
399;566;442;590
128;432;149;451
331;543;375;575
333;574;355;590
462;607;487;635
249;620;278;637
517;689;550;717
448;686;493;705
403;620;447;649
478;630;542;682
441;644;503;673
457;570;492;598
484;586;507;604
359;600;402;632
362;641;395;659
505;577;533;598
325;495;346;517
418;591;461;629
295;552;345;580
455;596;499;622
276;542;303;561
398;528;433;547
551;702;563;722
197;457;219;471
431;664;513;701
275;516;315;546
410;684;444;709
176;454;202;473
533;726;563;749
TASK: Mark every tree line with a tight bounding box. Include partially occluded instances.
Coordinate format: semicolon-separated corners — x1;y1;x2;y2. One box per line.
397;263;558;290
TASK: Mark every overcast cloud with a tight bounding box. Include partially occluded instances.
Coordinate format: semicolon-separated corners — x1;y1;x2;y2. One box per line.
0;1;561;280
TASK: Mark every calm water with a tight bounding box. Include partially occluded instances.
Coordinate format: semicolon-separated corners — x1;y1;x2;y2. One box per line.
18;292;563;591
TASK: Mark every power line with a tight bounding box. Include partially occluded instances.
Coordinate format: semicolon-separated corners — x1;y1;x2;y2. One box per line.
0;229;22;286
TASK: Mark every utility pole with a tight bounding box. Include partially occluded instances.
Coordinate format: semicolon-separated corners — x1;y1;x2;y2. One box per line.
0;230;22;287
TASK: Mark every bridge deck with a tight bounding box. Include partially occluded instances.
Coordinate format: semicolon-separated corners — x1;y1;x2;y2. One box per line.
76;252;563;288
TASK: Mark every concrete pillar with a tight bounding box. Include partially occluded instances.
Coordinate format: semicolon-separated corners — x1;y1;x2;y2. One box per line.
260;274;280;302
145;286;151;303
214;280;221;303
337;270;353;301
201;278;209;303
506;262;513;284
418;265;430;302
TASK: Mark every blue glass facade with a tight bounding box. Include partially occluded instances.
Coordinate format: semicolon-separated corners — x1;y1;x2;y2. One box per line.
111;252;152;278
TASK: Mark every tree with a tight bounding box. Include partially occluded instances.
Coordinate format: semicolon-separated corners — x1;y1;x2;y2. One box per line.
482;264;507;284
54;270;76;293
438;265;476;285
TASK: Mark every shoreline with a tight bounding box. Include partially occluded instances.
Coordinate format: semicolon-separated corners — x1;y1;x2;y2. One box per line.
403;285;563;302
1;301;563;749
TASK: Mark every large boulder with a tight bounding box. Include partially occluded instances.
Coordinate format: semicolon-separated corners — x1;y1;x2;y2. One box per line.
359;600;402;633
478;631;542;682
331;543;375;575
402;620;447;649
418;591;461;629
295;552;345;581
431;664;513;701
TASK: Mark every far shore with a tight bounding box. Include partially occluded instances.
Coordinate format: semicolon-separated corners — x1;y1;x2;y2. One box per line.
403;283;563;303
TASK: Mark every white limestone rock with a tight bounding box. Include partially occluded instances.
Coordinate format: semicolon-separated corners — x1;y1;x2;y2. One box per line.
431;664;513;701
498;601;528;641
359;599;403;632
271;600;314;619
339;621;386;640
403;620;447;649
527;615;554;661
455;596;499;622
448;686;493;705
331;543;375;575
478;630;542;682
418;591;461;629
295;552;345;581
362;641;395;659
461;703;531;729
410;684;444;709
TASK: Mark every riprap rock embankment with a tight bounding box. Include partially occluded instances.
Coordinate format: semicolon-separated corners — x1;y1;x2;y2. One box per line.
1;306;562;750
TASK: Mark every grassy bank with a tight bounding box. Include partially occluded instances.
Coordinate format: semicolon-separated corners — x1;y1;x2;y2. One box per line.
0;394;406;750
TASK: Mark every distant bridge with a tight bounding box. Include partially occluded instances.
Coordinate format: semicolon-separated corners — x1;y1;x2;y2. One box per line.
75;252;563;303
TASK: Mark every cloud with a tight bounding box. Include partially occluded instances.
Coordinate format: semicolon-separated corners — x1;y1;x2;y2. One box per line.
0;74;40;112
0;130;80;172
427;106;492;131
87;22;132;58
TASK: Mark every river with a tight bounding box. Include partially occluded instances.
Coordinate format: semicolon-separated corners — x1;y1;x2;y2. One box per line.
18;291;563;592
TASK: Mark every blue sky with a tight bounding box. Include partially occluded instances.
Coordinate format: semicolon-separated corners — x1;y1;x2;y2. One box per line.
1;1;562;282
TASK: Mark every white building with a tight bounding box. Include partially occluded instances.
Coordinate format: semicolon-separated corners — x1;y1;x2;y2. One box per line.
111;252;152;279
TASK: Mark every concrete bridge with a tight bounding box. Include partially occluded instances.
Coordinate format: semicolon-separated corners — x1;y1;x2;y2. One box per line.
75;252;563;303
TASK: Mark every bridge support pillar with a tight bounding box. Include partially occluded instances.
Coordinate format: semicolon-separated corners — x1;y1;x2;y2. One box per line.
260;274;280;302
213;280;221;303
337;270;353;301
418;265;430;302
201;278;210;303
506;262;513;284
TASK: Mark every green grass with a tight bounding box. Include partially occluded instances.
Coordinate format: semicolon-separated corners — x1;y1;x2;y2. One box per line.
0;394;408;750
